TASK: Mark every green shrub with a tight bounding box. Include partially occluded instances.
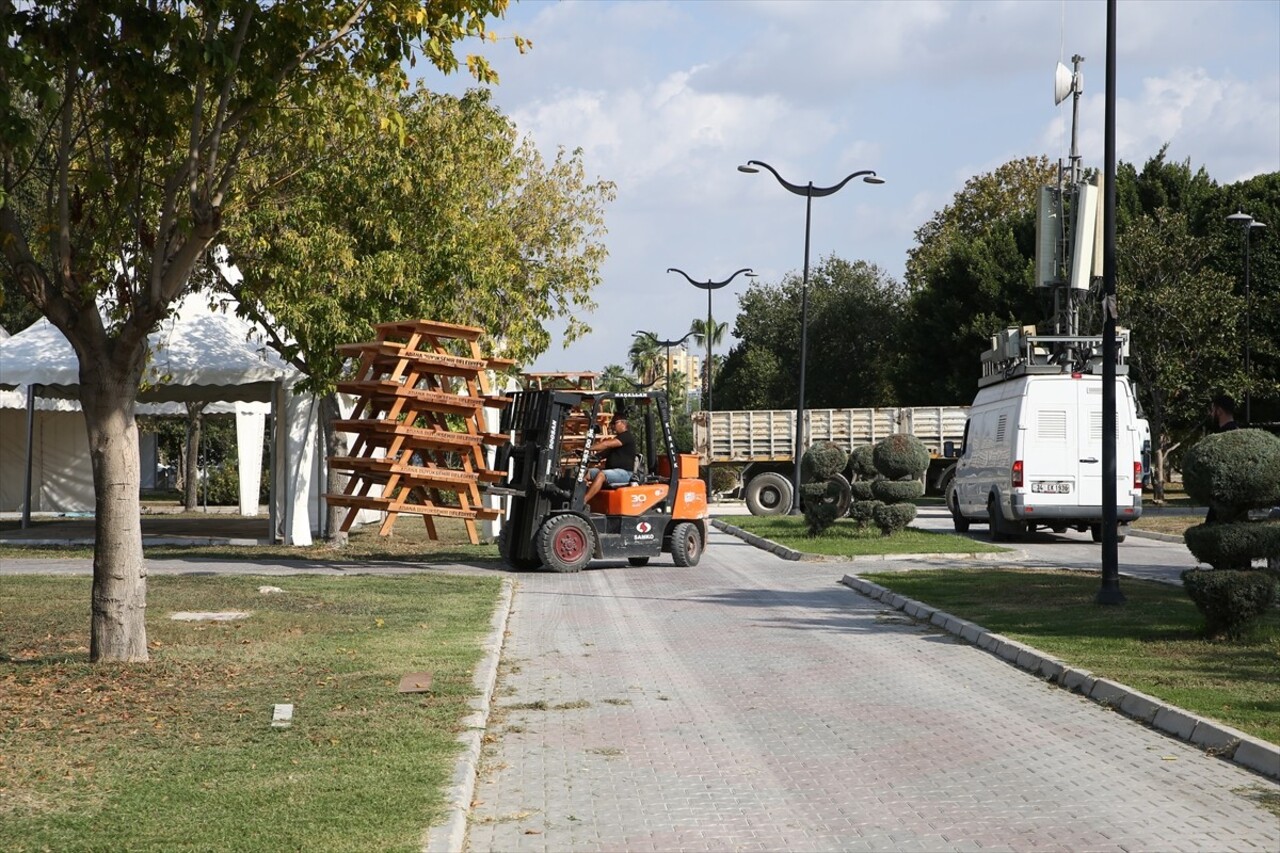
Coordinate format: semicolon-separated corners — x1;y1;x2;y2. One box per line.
873;502;917;535
802;441;849;482
851;480;876;501
1183;429;1280;521
849;499;884;526
203;464;241;506
849;445;877;480
801;477;849;536
1184;521;1280;571
873;434;930;480
1180;569;1277;639
710;466;740;496
871;479;924;503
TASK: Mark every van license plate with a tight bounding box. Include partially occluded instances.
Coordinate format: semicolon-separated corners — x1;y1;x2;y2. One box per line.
1032;481;1072;494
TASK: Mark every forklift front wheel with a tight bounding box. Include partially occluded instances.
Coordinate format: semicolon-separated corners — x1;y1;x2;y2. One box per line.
670;522;703;567
537;514;596;573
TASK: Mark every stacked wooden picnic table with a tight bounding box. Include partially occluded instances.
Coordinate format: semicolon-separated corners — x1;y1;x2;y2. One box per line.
327;319;516;545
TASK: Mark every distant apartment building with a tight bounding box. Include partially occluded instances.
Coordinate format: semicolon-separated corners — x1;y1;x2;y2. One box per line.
665;347;701;399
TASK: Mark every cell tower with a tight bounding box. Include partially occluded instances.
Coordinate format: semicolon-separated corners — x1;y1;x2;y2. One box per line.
1034;55;1102;350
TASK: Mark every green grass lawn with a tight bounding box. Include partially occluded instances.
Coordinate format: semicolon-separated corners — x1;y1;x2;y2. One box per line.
0;573;503;852
723;514;1009;557
857;569;1280;746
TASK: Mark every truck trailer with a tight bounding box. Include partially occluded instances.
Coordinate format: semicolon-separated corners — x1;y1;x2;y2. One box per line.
693;406;969;515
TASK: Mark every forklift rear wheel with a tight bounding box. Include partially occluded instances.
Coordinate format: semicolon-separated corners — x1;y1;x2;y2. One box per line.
499;525;542;571
670;522;703;567
537;515;596;573
627;557;650;566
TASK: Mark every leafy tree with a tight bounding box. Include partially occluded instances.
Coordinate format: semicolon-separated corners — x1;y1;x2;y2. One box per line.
1116;211;1242;499
715;256;904;410
219;83;612;536
1210;171;1279;426
1;0;517;662
897;156;1057;403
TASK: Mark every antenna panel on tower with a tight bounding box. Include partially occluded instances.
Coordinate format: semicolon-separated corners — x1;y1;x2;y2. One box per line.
1069;181;1099;290
1035;186;1062;288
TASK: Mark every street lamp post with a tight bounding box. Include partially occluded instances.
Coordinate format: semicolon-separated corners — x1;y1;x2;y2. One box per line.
635;330;696;401
1226;210;1267;425
738;159;884;514
665;267;756;498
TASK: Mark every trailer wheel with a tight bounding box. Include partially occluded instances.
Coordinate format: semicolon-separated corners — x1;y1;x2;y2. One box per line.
537;515;596;573
827;473;853;518
499;524;542;571
670;522;703;567
745;472;793;516
627;557;650;567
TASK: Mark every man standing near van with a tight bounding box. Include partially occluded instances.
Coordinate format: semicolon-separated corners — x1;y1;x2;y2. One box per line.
1210;394;1240;433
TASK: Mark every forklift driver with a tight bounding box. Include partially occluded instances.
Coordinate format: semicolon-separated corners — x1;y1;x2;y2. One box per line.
583;414;637;503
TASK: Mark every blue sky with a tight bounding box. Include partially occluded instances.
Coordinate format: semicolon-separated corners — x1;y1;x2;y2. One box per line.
426;0;1280;376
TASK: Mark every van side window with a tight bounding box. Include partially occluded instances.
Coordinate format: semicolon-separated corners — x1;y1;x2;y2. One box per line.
960;421;970;456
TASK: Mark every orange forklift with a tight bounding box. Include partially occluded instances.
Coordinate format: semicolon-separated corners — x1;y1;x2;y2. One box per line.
492;389;708;572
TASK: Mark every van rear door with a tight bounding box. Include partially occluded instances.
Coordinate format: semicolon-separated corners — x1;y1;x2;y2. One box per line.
1026;381;1077;509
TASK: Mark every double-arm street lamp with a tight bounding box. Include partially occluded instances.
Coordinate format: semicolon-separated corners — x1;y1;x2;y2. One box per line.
1226;210;1267;425
635;329;696;402
666;267;756;497
738;160;884;514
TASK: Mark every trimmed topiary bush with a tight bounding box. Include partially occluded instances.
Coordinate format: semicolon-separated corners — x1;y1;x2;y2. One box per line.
1184;521;1280;572
849;445;877;480
1180;568;1277;639
710;466;740;497
851;480;876;501
801;476;851;536
871;479;925;503
873;433;930;481
802;441;849;482
1183;429;1280;522
849;499;884;527
873;502;917;535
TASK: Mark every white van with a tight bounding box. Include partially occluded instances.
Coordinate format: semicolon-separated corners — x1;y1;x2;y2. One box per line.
947;373;1144;541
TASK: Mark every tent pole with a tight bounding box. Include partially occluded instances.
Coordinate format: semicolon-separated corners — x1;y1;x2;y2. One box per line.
21;384;37;529
268;382;280;543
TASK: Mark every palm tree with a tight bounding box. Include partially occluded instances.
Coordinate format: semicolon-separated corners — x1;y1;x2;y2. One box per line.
688;316;728;408
599;364;633;393
628;335;662;385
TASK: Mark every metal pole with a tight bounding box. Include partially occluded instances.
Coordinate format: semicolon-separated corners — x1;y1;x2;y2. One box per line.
1097;0;1125;605
706;286;716;499
792;188;813;514
22;384;37;529
1244;230;1251;425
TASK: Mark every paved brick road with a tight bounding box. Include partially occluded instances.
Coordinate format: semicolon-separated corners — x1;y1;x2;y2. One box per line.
466;530;1279;852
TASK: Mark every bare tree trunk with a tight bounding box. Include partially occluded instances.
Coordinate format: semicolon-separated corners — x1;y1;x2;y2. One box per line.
184;402;206;510
81;363;149;663
321;392;348;544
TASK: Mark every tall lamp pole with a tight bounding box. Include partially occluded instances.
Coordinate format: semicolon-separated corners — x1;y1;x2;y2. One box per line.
1226;210;1267;425
738;159;884;514
666;267;756;498
635;330;696;401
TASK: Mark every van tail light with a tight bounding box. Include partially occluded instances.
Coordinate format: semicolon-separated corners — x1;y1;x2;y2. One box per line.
1134;462;1143;489
1012;460;1024;488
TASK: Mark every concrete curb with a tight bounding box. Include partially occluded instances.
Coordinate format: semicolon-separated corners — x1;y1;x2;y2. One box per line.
1126;528;1185;544
710;518;1025;565
839;572;1280;782
422;578;515;853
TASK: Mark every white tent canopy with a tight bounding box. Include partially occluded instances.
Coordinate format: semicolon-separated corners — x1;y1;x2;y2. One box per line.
0;292;322;544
